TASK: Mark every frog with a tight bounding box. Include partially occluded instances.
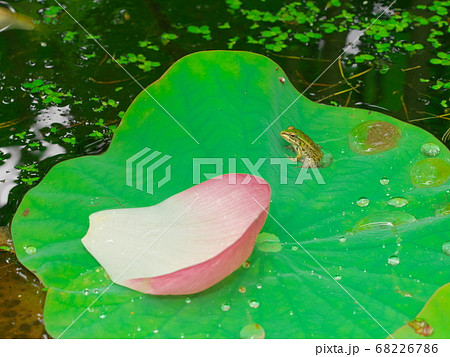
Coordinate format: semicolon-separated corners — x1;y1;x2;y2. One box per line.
280;126;323;167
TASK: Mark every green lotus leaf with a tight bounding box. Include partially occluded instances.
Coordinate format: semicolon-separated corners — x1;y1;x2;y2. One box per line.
11;51;450;338
391;283;450;338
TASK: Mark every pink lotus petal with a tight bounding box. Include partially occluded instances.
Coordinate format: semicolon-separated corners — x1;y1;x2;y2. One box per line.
81;174;270;295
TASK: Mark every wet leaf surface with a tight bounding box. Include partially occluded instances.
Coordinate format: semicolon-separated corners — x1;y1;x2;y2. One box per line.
11;51;450;338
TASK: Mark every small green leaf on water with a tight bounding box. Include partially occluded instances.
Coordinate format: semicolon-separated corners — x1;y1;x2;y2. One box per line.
329;0;342;7
403;43;424;52
62;137;76;145
294;33;310;43
89;131;104;139
23;79;44;89
226;0;242;10
218;22;231;29
21;177;39;185
431;80;444;90
187;25;211;40
14;132;27;140
63;31;78;42
161;33;178;45
16;164;38;172
375;43;390;53
227;36;239;49
107;99;118;107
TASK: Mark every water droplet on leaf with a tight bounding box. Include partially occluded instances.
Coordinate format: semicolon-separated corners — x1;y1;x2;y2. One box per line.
24;246;36;255
442;241;450;256
421;143;440;157
388;255;400;266
435;203;450;217
249;300;260;308
354;211;416;231
221;303;230;312
242;261;251;269
356;197;370;207
240;323;265;339
387;197;409;207
256;233;282;252
380;177;389;185
349;121;401;155
2;97;14;105
410;159;450;188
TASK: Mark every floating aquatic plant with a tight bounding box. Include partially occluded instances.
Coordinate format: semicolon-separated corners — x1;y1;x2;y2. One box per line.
11;51;450;338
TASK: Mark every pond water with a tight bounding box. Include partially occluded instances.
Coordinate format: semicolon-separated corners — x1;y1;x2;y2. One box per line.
0;0;448;338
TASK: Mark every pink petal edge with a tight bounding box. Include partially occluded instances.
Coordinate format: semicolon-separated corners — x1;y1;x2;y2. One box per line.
123;174;270;295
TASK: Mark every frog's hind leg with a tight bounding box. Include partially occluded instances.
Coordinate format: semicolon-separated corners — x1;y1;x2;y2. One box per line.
297;157;318;168
295;148;303;163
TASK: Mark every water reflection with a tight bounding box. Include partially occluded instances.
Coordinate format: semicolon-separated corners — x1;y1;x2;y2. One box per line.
0;146;21;207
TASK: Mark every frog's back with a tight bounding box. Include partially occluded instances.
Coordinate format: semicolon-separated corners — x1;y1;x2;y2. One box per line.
299;130;323;162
